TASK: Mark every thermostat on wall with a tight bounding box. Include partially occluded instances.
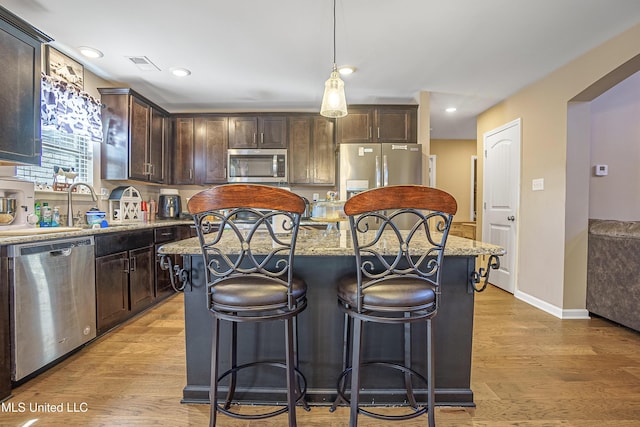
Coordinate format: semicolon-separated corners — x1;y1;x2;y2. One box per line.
594;164;608;176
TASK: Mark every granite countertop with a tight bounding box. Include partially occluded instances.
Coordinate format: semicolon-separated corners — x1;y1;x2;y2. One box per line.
0;219;193;245
589;219;640;238
158;228;505;257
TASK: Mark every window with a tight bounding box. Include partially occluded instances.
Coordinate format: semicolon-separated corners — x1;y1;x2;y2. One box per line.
16;73;102;188
16;127;93;187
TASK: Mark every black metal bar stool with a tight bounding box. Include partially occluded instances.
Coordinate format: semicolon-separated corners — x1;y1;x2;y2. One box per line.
329;185;457;427
187;184;309;427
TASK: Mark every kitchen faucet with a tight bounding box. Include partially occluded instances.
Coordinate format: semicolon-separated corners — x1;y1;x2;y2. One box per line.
67;182;98;227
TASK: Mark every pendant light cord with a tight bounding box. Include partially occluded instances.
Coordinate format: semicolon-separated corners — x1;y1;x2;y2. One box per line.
332;0;337;65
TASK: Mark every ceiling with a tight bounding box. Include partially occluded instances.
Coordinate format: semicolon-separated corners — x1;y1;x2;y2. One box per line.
3;0;640;139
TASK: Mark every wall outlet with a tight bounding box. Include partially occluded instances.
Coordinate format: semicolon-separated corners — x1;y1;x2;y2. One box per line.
532;178;544;191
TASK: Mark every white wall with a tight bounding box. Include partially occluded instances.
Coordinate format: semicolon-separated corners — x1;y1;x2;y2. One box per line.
589;70;640;220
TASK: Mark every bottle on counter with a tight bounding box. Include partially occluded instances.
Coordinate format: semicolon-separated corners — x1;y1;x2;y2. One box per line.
34;201;41;227
52;206;60;227
41;202;52;227
149;199;157;222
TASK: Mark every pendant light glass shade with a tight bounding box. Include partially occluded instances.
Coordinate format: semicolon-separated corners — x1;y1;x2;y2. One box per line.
320;0;347;118
320;65;348;118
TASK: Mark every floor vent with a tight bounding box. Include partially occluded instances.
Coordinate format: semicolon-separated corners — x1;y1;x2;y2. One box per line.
126;56;161;71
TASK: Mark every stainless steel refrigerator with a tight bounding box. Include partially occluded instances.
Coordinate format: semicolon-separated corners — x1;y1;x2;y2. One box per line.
338;143;422;227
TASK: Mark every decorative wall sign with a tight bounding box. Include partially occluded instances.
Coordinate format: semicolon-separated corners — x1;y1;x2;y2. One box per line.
45;46;84;90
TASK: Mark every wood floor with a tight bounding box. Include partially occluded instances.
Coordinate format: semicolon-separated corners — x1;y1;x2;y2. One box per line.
3;284;640;426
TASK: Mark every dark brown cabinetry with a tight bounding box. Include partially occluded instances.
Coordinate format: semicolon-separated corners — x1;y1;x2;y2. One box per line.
229;115;287;148
99;88;169;183
289;115;335;185
336;105;417;144
196;116;228;184
95;230;154;335
173;117;196;184
0;8;51;165
0;248;10;399
172;115;228;185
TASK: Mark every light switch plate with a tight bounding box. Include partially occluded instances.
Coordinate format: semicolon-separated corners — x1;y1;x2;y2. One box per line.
532;178;544;191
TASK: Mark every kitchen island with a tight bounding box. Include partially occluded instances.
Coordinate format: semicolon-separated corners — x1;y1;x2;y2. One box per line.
159;228;504;407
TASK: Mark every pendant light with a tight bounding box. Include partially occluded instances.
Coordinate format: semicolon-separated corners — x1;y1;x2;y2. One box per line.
320;0;348;118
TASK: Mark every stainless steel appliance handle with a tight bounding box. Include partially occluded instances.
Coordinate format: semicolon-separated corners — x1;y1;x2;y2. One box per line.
49;248;73;257
272;155;278;177
375;156;381;188
383;155;389;186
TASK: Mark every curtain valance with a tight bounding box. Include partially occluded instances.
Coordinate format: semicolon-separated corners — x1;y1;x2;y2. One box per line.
41;73;103;142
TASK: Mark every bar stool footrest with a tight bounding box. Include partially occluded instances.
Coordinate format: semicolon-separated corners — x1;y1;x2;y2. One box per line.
215;360;308;420
331;361;429;421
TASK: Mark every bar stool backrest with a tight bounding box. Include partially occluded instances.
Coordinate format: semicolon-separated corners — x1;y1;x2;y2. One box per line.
344;185;458;316
187;184;306;313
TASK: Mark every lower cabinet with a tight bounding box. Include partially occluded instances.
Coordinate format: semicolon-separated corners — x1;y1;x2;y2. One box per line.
95;230;154;335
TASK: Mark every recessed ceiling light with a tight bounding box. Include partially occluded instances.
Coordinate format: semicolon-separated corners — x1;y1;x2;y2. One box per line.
78;46;103;58
170;67;191;77
338;65;356;75
445;107;457;113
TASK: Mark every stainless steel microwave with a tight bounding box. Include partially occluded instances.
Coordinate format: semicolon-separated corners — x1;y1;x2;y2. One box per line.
227;149;288;183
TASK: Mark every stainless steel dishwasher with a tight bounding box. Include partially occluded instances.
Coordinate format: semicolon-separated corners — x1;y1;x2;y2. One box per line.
8;236;96;381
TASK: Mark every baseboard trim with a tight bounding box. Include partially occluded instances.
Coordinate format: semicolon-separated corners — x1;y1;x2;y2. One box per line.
514;289;590;320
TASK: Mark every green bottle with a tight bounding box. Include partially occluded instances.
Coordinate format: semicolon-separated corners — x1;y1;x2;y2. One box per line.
34;201;41;228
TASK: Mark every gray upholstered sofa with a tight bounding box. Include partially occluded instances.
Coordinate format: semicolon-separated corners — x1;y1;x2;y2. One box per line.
587;219;640;332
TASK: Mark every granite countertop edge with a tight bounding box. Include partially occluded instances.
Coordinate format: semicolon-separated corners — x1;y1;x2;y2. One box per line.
0;219;194;245
158;233;505;257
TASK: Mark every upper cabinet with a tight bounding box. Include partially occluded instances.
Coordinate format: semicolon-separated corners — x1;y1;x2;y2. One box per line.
228;115;287;149
99;88;169;183
336;105;417;144
196;115;228;184
171;115;228;185
172;116;195;185
289;115;335;185
0;7;51;165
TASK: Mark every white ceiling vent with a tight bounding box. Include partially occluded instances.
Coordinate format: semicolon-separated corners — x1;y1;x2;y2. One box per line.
126;56;161;71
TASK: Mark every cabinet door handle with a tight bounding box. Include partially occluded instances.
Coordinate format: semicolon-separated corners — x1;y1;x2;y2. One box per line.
260;132;264;144
369;127;372;139
253;133;257;144
377;127;380;139
130;256;137;272
123;257;130;274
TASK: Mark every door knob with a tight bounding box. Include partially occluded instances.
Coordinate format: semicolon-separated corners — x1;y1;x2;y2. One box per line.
507;216;515;221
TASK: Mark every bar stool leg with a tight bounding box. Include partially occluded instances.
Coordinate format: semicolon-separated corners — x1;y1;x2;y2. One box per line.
293;316;310;411
427;318;435;427
285;317;297;427
223;321;238;410
209;317;220;427
403;320;419;409
349;317;363;427
330;312;351;412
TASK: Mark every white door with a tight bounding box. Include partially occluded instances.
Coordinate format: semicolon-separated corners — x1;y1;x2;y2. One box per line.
428;155;436;187
482;119;520;293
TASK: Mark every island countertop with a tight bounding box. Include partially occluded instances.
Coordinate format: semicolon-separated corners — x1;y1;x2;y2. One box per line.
158;228;505;257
